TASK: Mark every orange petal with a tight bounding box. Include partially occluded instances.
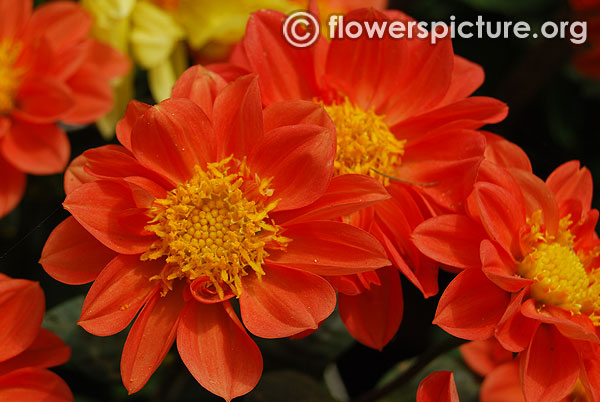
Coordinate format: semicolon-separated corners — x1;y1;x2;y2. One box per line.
130;99;215;184
0;367;72;402
267;221;389;275
0;154;25;218
434;268;510;340
338;266;403;350
177;301;262;401
0;277;44;361
79;255;161;336
121;287;185;394
1;121;70;175
0;329;70;377
40;217;116;285
171;65;227;118
240;264;336;338
248;123;335;211
416;371;460;402
520;325;579;402
413;215;487;269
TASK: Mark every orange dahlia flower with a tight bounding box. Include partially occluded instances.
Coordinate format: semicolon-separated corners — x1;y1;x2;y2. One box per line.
0;274;72;401
0;0;129;218
461;338;595;402
413;156;600;401
41;66;390;400
416;371;460;402
210;7;507;349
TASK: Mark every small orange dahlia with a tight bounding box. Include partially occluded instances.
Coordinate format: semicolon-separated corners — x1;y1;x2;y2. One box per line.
0;0;129;218
0;274;72;401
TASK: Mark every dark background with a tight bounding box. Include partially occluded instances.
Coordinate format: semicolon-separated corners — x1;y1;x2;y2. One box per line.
1;0;598;400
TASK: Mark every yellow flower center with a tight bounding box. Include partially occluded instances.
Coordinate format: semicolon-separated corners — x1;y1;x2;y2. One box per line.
518;211;600;324
141;157;290;298
322;97;406;186
0;40;23;114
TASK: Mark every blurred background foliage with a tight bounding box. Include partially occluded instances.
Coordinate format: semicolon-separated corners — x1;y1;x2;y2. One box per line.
1;0;598;401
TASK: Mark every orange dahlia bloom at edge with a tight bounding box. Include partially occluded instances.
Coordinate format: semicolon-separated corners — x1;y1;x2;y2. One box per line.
0;0;129;218
209;7;508;349
413;145;600;401
0;274;72;401
40;66;390;400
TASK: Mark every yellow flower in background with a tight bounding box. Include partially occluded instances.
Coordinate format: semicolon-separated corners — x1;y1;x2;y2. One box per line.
83;0;388;138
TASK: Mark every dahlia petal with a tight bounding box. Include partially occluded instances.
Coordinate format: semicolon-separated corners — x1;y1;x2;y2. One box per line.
434;268;510;340
579;344;600;401
235;10;320;104
480;240;532;293
0;0;31;38
520;325;579;402
0;155;25;218
212;75;263;159
338;266;403;350
439;56;484;105
392;97;508;140
475;182;525;257
61;65;114;125
509;168;559;236
12;78;74;124
546;160;593;214
83;145;171;189
325;9;412;114
483;132;532;172
79;255;162;336
240;265;336;338
121;287;186;394
177;301;262;401
0;278;44;361
495;289;539;353
40;217;117;285
416;371;459;402
206;63;250;83
375;25;454;125
64;154;94;195
0;329;70;377
412;215;487;269
263;100;334;134
116;100;151;152
131;99;215;184
248;124;335;211
0;368;73;402
397;130;486;211
25;1;91;53
480;361;525;402
273;175;389;226
1;121;70;175
64;180;155;254
373;220;437;297
83;40;131;80
267;221;390;275
521;299;600;343
459;339;513;377
171;65;227;118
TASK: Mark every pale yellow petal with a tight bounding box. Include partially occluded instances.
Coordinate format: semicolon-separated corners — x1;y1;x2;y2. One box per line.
130;1;185;69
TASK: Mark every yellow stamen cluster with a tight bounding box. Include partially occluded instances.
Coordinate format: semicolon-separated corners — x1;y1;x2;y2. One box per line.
518;210;600;324
0;40;23;114
141;157;290;298
323;97;406;186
